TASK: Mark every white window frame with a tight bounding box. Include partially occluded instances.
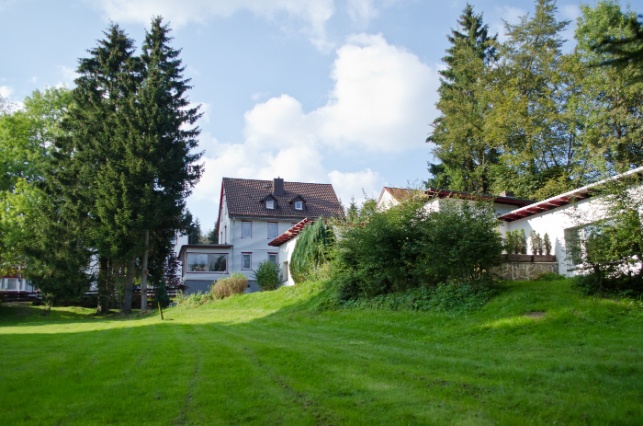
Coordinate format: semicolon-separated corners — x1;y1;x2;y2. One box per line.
268;253;278;264
268;222;278;239
294;200;303;210
242;252;252;270
266;199;275;210
186;252;228;273
241;221;252;238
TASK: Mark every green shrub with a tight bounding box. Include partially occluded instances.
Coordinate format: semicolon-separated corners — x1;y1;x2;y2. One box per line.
254;261;281;291
211;273;248;300
333;199;502;301
153;278;171;308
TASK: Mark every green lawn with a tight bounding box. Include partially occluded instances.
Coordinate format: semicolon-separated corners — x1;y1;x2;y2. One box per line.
1;280;642;425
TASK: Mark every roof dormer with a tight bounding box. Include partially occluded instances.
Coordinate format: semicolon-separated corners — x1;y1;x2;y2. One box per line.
261;194;278;210
290;195;306;211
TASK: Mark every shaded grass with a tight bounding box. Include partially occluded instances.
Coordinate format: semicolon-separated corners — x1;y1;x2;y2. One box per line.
1;279;642;425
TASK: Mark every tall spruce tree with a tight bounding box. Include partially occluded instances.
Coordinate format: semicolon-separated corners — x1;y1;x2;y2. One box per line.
134;16;203;310
486;0;582;199
428;4;498;194
575;1;643;176
54;24;142;313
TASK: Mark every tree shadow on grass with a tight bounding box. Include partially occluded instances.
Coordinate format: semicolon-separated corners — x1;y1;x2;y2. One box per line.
0;302;157;328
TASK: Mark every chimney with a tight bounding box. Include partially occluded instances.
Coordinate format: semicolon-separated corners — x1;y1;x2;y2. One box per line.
273;177;284;196
499;191;514;198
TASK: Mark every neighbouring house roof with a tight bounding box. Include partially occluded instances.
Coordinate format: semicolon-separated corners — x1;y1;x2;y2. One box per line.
498;166;643;222
425;188;533;207
378;187;425;204
221;177;344;220
268;218;313;247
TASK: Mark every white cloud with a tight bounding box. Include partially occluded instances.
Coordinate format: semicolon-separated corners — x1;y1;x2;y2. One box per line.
314;33;438;152
92;0;334;47
328;168;381;206
0;85;13;99
187;33;439;223
347;0;378;27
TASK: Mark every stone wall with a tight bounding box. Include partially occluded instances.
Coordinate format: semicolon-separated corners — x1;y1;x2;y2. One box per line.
493;262;559;281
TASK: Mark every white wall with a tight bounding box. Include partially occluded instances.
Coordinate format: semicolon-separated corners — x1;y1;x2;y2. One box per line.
228;218;296;281
500;196;613;276
278;236;298;287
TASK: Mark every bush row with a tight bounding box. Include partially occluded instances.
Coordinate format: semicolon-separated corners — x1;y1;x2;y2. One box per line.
332;199;503;301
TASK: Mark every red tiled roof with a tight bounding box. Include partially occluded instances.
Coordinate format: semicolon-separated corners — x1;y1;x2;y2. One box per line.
268;218;313;247
497;166;643;222
222;178;344;220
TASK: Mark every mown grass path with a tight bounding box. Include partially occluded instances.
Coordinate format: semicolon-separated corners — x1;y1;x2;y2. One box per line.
1;280;642;425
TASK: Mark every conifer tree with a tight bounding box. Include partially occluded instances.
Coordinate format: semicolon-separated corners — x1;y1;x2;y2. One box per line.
575;1;643;175
135;17;203;310
487;0;581;199
428;4;498;194
54;24;142;313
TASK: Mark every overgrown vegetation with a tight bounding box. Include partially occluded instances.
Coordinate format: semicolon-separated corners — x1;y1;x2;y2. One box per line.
211;273;248;299
254;261;281;291
570;178;643;296
290;219;334;284
333;199;502;301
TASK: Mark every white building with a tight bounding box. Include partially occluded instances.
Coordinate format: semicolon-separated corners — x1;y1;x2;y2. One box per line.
377;167;643;278
179;177;343;293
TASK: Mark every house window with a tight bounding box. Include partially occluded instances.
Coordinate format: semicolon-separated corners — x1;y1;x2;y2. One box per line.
283;261;289;282
268;253;278;264
266;199;275;209
242;221;252;238
564;221;610;269
242;253;252;270
187;253;227;272
268;222;278;239
294;201;303;210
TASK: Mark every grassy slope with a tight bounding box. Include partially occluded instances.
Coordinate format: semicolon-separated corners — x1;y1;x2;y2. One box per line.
0;280;642;425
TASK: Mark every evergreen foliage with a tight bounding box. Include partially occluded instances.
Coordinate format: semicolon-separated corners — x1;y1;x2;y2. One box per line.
429;4;498;194
154;277;171;309
31;19;202;313
254;261;281;291
290;219;334;284
428;0;642;201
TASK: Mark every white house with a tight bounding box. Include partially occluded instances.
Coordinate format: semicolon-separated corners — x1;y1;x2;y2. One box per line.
376;167;643;278
498;167;643;276
179;177;343;293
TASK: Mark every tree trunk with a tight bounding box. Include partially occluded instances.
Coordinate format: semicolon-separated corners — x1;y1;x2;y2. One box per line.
96;256;111;314
140;230;149;312
121;258;135;314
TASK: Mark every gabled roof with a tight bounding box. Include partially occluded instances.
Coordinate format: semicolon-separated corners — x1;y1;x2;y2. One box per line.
268;218;313;247
221;178;344;220
379;187;425;203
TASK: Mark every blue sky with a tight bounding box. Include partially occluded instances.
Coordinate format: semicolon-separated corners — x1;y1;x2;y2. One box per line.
1;0;636;230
